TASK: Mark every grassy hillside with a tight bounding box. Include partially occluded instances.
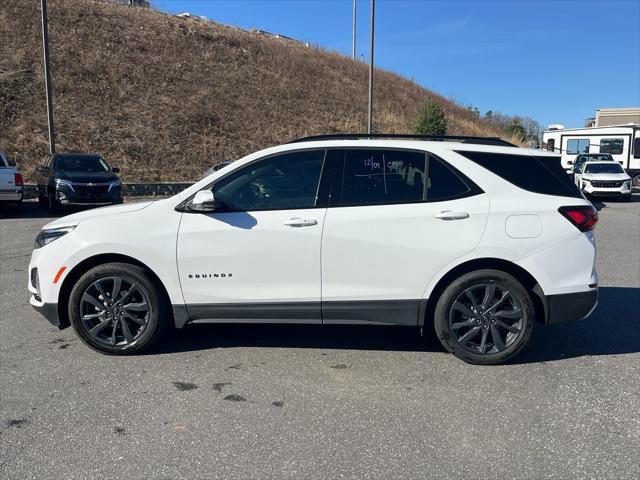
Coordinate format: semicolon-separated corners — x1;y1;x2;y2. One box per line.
1;0;513;182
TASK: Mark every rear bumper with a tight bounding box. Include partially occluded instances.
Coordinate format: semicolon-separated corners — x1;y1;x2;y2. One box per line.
0;190;23;202
544;289;598;325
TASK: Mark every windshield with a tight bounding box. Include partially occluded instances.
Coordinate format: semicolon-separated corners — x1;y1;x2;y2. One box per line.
584;163;624;174
581;154;613;161
55;156;110;173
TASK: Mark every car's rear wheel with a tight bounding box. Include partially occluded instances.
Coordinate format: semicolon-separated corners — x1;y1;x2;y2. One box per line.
68;262;168;354
434;269;534;365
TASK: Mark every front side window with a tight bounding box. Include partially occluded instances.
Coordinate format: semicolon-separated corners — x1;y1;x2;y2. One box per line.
599;138;624;155
212;150;324;211
567;139;590;155
340;149;427;206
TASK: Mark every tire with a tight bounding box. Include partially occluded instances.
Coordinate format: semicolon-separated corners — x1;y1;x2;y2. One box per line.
68;262;169;355
48;191;61;214
434;269;534;365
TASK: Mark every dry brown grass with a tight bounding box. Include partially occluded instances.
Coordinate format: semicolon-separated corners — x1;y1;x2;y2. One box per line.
1;0;514;182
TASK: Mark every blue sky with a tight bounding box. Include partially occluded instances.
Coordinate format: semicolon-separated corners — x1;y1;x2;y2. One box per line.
153;0;640;129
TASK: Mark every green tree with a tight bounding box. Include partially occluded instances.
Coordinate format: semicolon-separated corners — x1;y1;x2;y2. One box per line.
484;110;494;121
504;121;527;142
414;100;447;136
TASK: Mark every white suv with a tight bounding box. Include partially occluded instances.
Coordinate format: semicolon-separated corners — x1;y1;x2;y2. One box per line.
574;160;633;201
28;135;599;364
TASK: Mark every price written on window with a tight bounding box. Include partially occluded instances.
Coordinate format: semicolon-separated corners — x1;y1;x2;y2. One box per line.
363;157;403;171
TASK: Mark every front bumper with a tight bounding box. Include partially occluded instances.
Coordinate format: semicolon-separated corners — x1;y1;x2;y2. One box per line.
30;296;62;327
582;183;632;197
544;289;598;325
55;186;122;206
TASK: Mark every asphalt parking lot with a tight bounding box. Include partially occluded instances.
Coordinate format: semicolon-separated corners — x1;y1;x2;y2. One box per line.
1;197;639;479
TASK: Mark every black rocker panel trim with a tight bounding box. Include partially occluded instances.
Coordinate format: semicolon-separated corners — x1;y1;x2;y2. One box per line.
173;300;421;328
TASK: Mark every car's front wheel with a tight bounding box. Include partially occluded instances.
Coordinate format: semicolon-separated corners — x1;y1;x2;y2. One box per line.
434;269;534;365
48;191;61;214
68;262;169;354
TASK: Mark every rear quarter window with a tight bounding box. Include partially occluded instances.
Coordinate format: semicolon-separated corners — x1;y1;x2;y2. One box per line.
456;151;583;198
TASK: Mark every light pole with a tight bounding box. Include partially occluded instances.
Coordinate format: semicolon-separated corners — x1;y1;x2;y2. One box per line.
367;0;375;134
352;0;356;60
40;0;56;154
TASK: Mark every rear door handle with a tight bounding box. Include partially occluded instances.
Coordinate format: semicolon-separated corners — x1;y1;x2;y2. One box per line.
434;210;469;221
284;217;318;227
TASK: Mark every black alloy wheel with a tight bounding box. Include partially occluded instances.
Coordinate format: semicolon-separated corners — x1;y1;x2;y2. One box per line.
68;262;168;354
434;269;534;365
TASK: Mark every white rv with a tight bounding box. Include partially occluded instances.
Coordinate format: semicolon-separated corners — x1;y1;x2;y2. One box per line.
542;124;640;187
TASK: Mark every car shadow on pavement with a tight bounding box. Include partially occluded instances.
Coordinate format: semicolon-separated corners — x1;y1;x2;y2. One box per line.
0;201;56;220
515;286;640;364
150;323;439;355
149;287;639;362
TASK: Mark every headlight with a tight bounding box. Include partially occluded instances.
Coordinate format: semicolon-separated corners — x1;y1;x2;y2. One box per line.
55;179;75;191
107;179;122;191
623;181;631;189
34;226;76;249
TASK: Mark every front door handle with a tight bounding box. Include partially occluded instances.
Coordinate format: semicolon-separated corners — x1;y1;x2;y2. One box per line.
434;210;469;221
284;217;318;227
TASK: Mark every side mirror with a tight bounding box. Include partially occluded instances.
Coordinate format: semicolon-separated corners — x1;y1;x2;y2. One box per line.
112;167;120;173
188;190;219;212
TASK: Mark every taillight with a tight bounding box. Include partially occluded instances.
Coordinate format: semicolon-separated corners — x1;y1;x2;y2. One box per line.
558;205;598;232
14;173;24;186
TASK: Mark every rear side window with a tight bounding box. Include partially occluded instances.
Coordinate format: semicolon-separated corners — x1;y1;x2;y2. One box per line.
340;149;427;206
335;149;480;206
425;156;473;201
456;151;583;198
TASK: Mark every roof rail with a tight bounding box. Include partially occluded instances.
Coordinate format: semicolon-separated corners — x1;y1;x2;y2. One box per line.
289;133;517;147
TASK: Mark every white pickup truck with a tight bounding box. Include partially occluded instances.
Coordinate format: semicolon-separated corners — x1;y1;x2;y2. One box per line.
0;150;24;207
